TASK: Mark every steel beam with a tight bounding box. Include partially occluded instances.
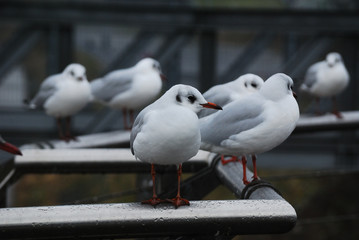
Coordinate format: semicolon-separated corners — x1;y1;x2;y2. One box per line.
281;36;335;77
100;30;156;75
0;25;42;82
1;1;358;32
85;109;122;134
154;30;193;64
199;30;217;92
219;32;275;83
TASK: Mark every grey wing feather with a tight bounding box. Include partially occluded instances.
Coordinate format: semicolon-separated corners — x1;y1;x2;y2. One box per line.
198;86;234;118
91;70;133;103
30;75;60;108
130;110;146;155
302;62;323;89
200;97;264;146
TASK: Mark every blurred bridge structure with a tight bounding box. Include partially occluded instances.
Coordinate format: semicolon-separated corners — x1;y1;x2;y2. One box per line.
0;1;359;239
0;0;358;138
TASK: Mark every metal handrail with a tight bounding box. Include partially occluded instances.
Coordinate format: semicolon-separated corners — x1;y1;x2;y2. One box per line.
0;199;296;239
294;111;359;133
4;110;357;238
0;153;297;239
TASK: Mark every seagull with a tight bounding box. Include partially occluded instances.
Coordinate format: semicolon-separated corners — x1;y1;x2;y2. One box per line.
198;73;264;118
198;74;264;166
300;52;349;118
200;73;299;184
91;58;166;130
130;84;222;208
26;63;92;141
0;135;22;155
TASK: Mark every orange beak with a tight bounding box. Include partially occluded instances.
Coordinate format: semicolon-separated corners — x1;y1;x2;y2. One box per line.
200;102;223;110
160;73;167;81
293;91;297;99
0;142;22;156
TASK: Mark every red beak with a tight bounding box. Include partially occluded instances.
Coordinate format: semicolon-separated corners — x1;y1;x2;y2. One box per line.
293;91;297;99
160;73;167;81
200;102;223;110
0;142;22;156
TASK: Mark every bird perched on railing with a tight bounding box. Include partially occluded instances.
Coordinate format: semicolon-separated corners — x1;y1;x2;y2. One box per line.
200;73;299;184
91;58;166;130
198;74;264;166
300;52;349;118
25;63;92;142
130;84;222;208
198;73;264;119
0;135;22;155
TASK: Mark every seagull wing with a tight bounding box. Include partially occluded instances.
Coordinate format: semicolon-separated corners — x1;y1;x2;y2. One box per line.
198;85;234;118
91;70;134;103
29;74;61;109
302;61;324;89
200;96;265;147
130;108;148;155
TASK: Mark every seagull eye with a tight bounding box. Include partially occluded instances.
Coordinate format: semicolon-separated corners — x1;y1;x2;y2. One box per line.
251;83;257;88
70;71;75;76
187;95;196;103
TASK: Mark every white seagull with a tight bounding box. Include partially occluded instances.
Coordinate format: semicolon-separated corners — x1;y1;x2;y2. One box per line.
200;73;299;184
130;84;222;208
27;63;92;141
91;58;166;130
198;73;264;118
300;52;349;118
0;135;22;155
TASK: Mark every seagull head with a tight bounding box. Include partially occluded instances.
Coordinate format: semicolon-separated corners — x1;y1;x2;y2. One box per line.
63;63;87;82
136;58;167;81
239;73;264;92
168;84;222;113
260;73;297;101
0;135;22;156
326;52;343;68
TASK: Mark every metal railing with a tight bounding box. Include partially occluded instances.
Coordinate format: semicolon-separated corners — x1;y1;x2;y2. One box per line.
0;152;296;239
2;112;359;238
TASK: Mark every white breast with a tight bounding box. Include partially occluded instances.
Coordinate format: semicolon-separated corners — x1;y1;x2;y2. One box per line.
133;107;201;165
44;80;91;117
310;64;349;97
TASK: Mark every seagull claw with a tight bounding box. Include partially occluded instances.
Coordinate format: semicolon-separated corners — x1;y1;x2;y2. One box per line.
141;197;165;207
167;197;190;209
221;155;238;165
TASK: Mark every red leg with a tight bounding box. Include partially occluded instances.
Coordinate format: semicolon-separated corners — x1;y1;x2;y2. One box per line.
142;164;163;206
221;155;238;165
331;96;343;119
65;116;77;141
241;156;250;185
315;98;322;116
168;164;190;208
56;118;67;141
251;155;258;181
